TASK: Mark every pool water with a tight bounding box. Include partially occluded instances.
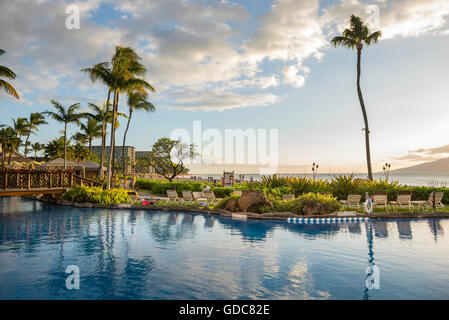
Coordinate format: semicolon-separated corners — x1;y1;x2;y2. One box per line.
1;197;449;300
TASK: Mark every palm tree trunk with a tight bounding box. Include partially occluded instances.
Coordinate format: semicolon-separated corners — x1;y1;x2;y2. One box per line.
100;89;111;180
357;48;373;181
24;133;31;157
107;90;118;189
64;123;67;170
88;138;92;160
99;122;106;179
122;108;132;176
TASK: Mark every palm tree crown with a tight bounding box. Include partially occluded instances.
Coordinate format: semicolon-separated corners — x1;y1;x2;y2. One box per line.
44;100;86;169
331;15;382;50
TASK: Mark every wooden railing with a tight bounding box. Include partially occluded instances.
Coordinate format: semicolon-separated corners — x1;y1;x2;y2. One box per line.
0;169;102;191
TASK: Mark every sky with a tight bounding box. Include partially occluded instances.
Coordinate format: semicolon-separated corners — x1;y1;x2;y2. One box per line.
0;0;449;174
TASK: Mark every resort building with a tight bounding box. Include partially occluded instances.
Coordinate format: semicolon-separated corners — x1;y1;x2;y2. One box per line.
91;145;136;175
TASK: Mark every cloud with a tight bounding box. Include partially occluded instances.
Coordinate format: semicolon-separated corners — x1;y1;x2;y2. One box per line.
282;65;306;88
1;0;449;112
410;145;449;155
389;144;449;163
159;89;280;112
322;0;449;39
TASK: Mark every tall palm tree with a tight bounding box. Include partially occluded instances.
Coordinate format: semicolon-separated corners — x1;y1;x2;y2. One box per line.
31;142;44;160
122;91;155;175
98;46;154;189
0;49;19;99
331;15;381;181
12;117;29;152
24;113;48;157
44;100;86;169
78;118;102;159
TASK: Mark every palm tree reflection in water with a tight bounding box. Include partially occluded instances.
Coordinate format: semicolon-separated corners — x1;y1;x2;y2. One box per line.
363;222;376;300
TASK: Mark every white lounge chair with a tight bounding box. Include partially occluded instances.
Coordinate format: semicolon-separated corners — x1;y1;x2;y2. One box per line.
203;190;217;202
373;191;388;210
412;191;444;210
390;191;412;211
182;190;194;202
166;190;180;202
192;191;207;202
339;194;362;209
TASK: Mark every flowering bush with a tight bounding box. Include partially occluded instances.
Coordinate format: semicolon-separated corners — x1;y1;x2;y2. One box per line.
63;186;131;205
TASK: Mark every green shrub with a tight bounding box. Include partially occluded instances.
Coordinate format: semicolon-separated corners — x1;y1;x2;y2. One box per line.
63;186;131;205
136;176;449;204
214;195;241;209
267;192;340;215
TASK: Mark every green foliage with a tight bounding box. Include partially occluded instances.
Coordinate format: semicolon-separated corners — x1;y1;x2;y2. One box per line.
63;186;131;205
266;193;341;215
214;195;241;209
135;175;449;205
211;187;233;198
147;137;195;181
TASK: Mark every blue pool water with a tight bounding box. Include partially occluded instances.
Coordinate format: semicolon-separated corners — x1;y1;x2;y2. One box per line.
1;197;449;300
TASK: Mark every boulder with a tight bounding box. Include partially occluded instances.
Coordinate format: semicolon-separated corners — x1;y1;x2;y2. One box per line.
225;198;240;212
302;202;321;215
238;190;272;213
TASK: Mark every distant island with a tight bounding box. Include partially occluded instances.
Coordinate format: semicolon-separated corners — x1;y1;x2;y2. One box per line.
391;158;449;175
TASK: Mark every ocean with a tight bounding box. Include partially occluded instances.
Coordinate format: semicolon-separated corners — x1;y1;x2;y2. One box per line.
189;173;449;187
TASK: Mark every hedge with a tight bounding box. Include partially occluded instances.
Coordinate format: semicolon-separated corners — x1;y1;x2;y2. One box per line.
135;175;449;204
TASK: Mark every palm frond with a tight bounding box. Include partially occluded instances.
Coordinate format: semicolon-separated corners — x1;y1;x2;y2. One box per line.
0;65;17;79
0;79;19;99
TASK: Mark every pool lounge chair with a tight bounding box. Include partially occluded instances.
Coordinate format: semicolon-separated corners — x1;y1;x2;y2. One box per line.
389;191;412;211
203;190;217;202
182;190;194;201
192;191;207;202
339;194;362;209
166;190;180;202
372;191;388;210
282;194;295;201
412;192;444;210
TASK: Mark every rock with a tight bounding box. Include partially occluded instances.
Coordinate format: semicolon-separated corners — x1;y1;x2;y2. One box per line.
238;190;272;213
225;198;240;212
302;202;321;215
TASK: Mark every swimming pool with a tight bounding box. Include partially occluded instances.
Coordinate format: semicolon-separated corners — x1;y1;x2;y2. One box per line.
1;197;449;300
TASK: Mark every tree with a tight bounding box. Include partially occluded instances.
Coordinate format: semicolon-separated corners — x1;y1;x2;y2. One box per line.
331;15;381;181
79;118;102;159
0;49;19;99
107;46;154;188
24;113;48;157
148;138;196;182
82;46;154;189
44;137;66;160
72;143;89;163
44;100;86;169
31;142;45;160
12;117;29;152
0;126;19;167
122;91;155;175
